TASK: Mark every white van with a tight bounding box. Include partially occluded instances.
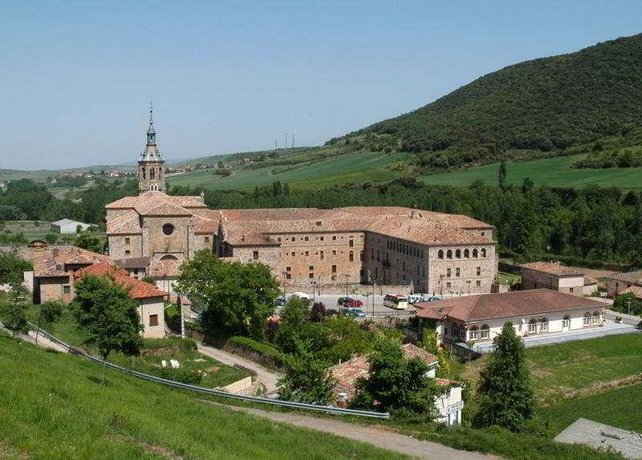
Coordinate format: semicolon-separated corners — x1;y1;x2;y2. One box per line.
383;294;409;310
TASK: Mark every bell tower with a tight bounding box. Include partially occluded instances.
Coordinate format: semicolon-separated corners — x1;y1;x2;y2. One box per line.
138;103;166;193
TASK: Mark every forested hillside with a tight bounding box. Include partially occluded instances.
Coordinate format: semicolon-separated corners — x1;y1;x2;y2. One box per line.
333;34;642;169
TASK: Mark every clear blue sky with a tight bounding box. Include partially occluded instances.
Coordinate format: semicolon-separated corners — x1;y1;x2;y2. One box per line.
1;1;640;170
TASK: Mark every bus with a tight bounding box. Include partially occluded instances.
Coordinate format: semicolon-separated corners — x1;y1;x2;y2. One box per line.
383;294;409;310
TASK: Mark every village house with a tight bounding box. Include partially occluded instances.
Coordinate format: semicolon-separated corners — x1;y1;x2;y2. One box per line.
604;270;642;299
520;261;596;296
74;263;167;339
105;110;498;295
329;343;464;426
415;289;606;350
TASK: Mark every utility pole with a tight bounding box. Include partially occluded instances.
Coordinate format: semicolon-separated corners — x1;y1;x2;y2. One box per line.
627;299;632;315
285;133;288;151
291;132;295;149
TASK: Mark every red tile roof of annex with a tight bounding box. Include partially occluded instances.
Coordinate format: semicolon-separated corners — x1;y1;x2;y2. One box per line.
415;289;604;323
74;262;167;299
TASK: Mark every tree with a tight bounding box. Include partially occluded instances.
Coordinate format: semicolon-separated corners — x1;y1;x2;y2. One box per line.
309;301;326;322
72;275;142;361
277;345;335;404
0;251;32;285
498;161;508;192
0;283;29;335
35;300;64;343
351;337;440;421
75;230;104;254
612;292;642;316
177;251;279;339
474;322;535;432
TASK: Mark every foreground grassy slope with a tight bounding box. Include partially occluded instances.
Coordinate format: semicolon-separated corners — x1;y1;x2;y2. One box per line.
420;155;642;189
0;333;401;459
167;151;409;191
539;382;642;433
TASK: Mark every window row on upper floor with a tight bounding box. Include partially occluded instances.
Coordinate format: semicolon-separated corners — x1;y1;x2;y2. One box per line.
437;248;487;260
386;239;425;259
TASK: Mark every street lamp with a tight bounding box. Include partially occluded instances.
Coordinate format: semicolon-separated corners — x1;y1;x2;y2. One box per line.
281;271;287;298
310;280;317;304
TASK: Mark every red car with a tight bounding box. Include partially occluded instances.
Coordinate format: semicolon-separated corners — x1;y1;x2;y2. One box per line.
345;299;363;308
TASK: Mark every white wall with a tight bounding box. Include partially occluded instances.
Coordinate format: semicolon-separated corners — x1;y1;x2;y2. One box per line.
434;385;464;426
138;297;165;339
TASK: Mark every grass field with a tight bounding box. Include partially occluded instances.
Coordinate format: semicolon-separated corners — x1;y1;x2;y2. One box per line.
3;220;52;240
26;307;247;388
539;382;642;434
420;155;642;189
457;333;642;406
167;151;410;191
0;332;401;459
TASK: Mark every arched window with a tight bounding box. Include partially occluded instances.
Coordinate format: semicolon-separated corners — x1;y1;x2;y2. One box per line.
349;251;354;262
464;249;470;258
472;248;479;258
160;254;178;261
481;248;487;258
480;324;490;339
469;326;479;340
447;250;453;259
592;312;601;325
539;317;549;332
150;168;156;179
455;268;460;277
452;324;459;338
455;249;461;259
583;313;591;326
141;167;146;179
438;250;444;259
528;319;537;333
562;315;570;328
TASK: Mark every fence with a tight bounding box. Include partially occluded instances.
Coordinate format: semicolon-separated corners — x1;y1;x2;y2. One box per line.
25;322;390;420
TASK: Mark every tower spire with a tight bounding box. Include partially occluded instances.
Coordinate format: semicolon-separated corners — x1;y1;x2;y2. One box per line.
138;103;165;193
146;101;157;146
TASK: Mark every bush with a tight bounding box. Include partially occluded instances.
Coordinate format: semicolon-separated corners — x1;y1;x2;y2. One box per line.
164;305;181;333
143;336;197;353
227;336;284;368
156;367;203;385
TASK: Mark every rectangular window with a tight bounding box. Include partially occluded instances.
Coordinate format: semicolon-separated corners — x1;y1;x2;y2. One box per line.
332;236;337;240
286;273;292;280
253;251;259;260
446;282;451;289
125;237;130;245
149;314;159;326
480;328;489;339
125;250;131;256
305;236;309;241
331;274;337;281
332;264;337;273
476;267;481;276
476;280;481;287
569;287;574;293
63;285;71;294
204;236;210;243
447;268;451;278
332;250;337;255
309;273;314;279
309;265;314;271
349;239;354;247
320;236;324;241
320;251;325;260
286;266;291;272
528;322;537;333
305;251;309;256
470;330;479;340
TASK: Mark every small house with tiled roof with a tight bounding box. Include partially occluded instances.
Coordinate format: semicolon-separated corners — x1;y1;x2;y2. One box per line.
74;263;167;338
32;244;114;304
415;289;606;350
520;262;588;296
604;270;642;299
329;343;464;426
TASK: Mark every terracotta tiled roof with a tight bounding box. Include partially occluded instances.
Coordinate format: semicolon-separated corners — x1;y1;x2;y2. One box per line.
106;210;141;235
415;289;605;323
115;257;150;269
74;262;167;299
105;191;206;209
605;270;642;286
330;344;438;399
521;262;584;277
584;276;598;286
34;246;113;277
138;201;193;217
218;206;494;247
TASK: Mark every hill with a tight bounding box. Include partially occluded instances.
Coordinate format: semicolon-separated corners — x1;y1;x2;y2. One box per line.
335;34;642;169
0;332;400;459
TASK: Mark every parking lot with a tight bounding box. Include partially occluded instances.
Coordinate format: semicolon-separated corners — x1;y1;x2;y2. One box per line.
290;293;417;318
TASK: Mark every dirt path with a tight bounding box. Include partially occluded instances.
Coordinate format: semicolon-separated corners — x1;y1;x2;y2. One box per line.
197;343;280;394
218;404;496;459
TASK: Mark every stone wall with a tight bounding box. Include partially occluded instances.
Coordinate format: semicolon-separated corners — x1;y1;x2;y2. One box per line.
521;268;585;295
427;245;497;297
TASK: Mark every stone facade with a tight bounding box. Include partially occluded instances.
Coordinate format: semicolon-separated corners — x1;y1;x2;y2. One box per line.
520;262;585;296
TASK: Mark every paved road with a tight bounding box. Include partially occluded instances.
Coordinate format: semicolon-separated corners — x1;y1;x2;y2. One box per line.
197;343;281;394
218;403;496;460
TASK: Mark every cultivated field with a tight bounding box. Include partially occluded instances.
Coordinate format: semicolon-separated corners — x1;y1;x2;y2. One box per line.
0;333;400;459
3;220;52;240
167;151;410;191
539;382;642;433
420;155;642;189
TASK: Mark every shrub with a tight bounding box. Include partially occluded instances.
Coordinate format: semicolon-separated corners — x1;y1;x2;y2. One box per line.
156;367;203;385
164;305;181;333
227;336;284;368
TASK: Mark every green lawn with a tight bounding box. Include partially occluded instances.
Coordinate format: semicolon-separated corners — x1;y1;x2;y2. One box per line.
526;333;642;404
496;271;521;286
420;155;642;189
4;220;53;240
167;151;410;191
0;332;401;459
539;382;642;434
27;307;247;388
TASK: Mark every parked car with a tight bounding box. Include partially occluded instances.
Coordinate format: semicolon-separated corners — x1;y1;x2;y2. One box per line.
408;294;423;305
291;292;311;301
341;307;366;318
424;295;441;302
337;296;354;306
275;296;287;307
345;299;364;308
